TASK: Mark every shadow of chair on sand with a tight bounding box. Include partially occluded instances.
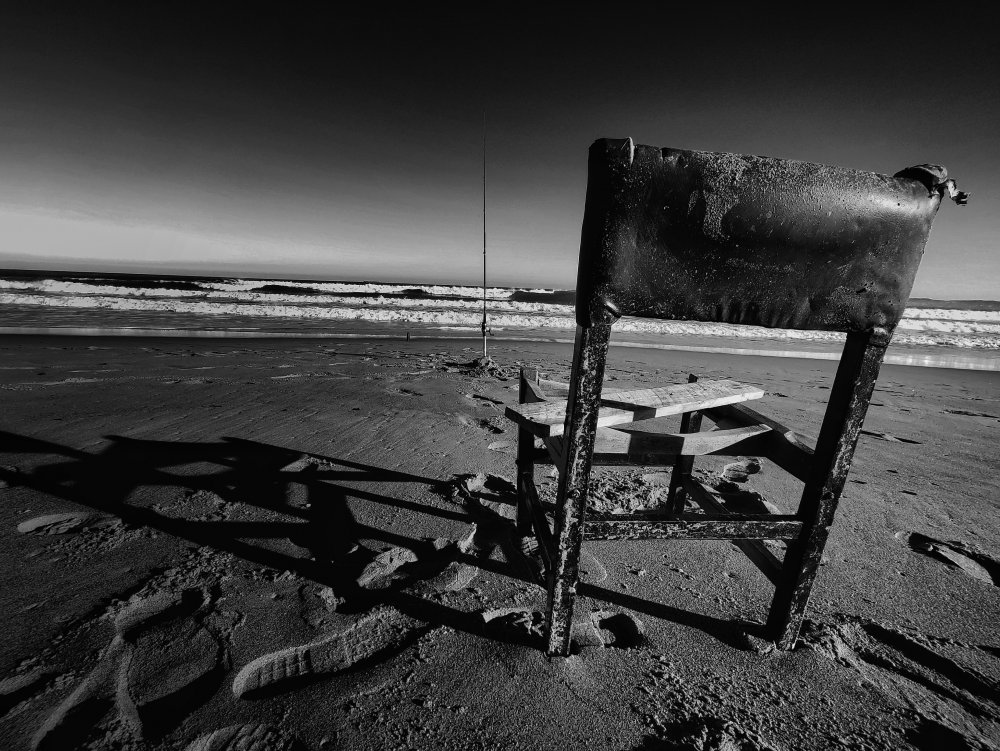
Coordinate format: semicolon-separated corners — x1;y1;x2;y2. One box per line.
0;429;751;653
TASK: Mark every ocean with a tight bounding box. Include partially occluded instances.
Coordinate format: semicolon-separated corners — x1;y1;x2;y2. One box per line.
1;270;998;371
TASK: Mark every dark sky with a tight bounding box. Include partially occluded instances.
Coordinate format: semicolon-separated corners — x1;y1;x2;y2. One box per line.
0;4;996;296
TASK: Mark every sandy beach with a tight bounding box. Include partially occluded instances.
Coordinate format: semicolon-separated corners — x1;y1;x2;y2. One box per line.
1;334;998;750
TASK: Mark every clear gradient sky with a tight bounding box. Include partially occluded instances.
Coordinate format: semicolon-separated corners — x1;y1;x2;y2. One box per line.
0;4;996;298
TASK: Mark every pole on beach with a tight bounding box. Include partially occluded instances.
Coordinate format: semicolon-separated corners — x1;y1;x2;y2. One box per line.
481;111;488;361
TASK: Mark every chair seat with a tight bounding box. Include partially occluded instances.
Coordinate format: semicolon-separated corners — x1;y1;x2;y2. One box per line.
504;378;764;438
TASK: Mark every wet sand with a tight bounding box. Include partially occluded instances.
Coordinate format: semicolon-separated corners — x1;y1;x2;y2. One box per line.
0;334;998;750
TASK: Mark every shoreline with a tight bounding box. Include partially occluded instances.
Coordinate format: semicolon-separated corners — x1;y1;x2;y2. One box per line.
2;325;997;371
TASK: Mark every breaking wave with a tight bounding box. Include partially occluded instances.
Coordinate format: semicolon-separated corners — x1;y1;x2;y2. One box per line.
0;274;997;353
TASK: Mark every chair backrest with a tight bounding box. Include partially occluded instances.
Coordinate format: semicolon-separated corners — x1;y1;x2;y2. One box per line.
576;138;956;334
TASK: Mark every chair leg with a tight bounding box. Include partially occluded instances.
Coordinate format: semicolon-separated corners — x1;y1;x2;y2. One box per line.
516;368;539;539
546;323;612;657
766;328;890;649
667;373;703;515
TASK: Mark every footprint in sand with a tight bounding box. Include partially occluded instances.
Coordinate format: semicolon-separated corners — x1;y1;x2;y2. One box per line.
32;590;219;749
185;723;304;751
898;531;1000;587
232;607;425;697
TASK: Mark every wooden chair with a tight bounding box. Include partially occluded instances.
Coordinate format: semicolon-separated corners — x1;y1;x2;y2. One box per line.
505;139;966;656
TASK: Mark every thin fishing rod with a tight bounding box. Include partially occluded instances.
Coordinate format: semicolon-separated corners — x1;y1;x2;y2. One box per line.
481;111;488;360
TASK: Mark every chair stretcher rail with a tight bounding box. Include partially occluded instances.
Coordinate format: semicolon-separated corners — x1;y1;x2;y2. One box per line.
583;515;802;541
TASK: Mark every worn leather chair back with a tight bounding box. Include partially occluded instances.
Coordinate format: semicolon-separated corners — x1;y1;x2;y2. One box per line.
576;138;959;333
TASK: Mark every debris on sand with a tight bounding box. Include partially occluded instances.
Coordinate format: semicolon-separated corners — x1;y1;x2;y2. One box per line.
448;472;516;500
720;458;762;484
442;356;514;380
655;716;782;751
944;408;1000;419
704;459;781;516
232;606;424;698
592;610;645;649
586;471;671;515
316;585;344;612
185;723;305;751
480;607;545;647
445;473;518;521
480;607;645;653
419;559;479;592
569;618;606;650
859;429;922;444
641;471;673;487
899;531;1000;587
17;511;115;535
355;546;420;590
355;524;481;593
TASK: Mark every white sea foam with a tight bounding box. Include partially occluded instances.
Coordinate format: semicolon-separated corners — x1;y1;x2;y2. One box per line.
902;307;1000;322
1;277;997;351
